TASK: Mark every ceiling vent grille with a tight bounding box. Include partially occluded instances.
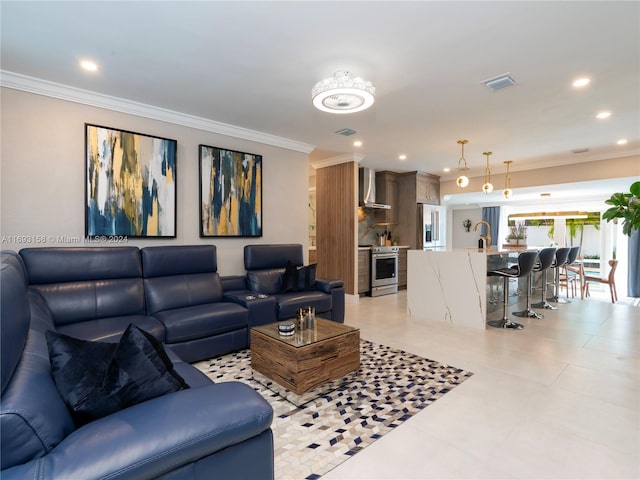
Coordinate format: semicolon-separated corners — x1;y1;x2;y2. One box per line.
571;148;590;154
482;73;517;91
335;128;357;136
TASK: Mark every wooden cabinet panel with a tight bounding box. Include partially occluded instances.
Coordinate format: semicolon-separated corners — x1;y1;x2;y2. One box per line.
398;248;408;288
358;249;370;294
309;249;317;264
416;173;440;205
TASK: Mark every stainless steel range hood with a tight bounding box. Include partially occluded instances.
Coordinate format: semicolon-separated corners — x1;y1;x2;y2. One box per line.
358;167;391;209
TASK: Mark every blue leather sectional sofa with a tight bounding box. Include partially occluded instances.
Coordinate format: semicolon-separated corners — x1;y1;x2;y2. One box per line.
0;244;344;480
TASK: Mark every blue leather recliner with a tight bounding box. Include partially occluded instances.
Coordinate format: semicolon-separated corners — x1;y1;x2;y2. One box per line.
235;244;345;322
0;250;274;480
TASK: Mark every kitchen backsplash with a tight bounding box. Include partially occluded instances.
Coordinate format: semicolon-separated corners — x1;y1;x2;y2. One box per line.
358;207;397;246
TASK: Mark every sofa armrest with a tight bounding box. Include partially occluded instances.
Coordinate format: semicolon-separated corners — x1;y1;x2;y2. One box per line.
2;382;273;480
315;278;344;293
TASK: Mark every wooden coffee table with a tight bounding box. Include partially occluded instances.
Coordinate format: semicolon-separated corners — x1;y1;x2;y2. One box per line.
250;318;360;395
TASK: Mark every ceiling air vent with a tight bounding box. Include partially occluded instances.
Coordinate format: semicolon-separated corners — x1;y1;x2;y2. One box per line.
335;128;357;136
571;148;590;154
482;73;517;91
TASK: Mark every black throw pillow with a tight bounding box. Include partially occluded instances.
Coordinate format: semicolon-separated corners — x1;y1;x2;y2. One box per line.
46;324;189;425
297;263;317;291
281;261;299;292
281;262;317;292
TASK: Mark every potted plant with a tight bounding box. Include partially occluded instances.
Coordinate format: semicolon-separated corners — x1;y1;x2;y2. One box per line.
506;222;528;245
602;180;640;236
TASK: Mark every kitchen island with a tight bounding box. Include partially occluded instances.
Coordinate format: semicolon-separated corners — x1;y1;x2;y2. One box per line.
407;248;532;329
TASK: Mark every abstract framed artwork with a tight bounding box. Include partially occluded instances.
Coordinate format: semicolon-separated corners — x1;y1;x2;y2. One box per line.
199;144;262;237
85;124;177;238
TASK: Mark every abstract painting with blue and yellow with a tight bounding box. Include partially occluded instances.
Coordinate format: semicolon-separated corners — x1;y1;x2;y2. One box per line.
85;124;177;237
199;145;262;237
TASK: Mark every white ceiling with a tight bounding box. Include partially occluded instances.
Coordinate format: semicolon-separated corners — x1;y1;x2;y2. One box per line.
1;1;639;205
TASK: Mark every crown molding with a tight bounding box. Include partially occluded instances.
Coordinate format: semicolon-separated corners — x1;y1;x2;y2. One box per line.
0;70;315;154
311;153;365;170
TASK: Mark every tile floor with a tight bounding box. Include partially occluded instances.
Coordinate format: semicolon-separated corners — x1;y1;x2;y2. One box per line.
322;290;639;480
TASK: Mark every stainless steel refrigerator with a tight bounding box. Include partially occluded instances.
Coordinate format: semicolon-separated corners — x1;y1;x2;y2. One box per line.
417;204;447;249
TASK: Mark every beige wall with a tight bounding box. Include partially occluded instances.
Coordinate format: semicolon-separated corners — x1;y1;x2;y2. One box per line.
0;88;310;275
440;155;640;196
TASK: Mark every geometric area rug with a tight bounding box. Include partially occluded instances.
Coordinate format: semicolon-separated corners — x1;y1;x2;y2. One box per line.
193;340;473;480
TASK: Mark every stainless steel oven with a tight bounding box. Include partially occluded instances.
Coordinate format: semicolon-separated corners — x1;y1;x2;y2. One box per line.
370;246;399;297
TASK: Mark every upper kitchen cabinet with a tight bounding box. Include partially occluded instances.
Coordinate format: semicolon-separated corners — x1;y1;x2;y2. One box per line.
374;171;399;225
416;172;440;205
398;171;441;206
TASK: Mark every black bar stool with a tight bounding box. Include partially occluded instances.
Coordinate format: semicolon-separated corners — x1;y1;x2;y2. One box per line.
487;251;539;330
514;248;548;320
531;247;558;311
560;246;581;299
547;247;571;304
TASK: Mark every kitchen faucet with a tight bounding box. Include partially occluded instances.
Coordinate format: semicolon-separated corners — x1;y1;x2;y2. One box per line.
473;221;491;250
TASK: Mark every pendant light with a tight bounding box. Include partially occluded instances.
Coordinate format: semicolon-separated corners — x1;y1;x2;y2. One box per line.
456;139;469;188
503;160;513;199
482;151;493;194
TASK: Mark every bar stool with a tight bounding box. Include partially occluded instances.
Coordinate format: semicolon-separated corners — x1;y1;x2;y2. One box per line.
531;247;558;311
547;247;571;304
487;251;539;330
515;248;557;319
560;246;581;298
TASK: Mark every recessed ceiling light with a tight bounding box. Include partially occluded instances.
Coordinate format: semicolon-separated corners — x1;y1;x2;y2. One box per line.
443;167;451;173
80;60;98;72
617;139;628;145
353;140;362;147
596;111;611;119
573;77;590;88
398;154;407;161
540;193;551;197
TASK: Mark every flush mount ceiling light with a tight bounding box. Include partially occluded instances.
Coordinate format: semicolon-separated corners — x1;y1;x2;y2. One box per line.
312;71;375;114
596;111;611;119
482;151;494;194
503;160;513;199
456;139;470;188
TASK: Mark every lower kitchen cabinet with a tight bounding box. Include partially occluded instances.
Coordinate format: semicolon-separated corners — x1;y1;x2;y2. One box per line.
358;249;370;294
398;248;408;288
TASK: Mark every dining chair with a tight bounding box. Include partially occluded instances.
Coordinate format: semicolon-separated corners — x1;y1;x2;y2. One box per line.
584;259;618;303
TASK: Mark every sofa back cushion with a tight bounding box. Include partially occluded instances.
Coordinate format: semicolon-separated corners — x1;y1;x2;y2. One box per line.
1;252;75;470
244;244;303;270
141;245;223;314
19;247;146;326
1;253;30;394
247;268;285;294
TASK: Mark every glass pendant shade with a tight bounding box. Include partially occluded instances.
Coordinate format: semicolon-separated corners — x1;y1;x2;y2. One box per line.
456;139;469;189
457;175;470;188
482;182;494;194
503;188;512;199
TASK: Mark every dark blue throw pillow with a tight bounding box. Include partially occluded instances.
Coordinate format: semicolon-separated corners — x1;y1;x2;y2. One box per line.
281;262;317;292
46;324;189;425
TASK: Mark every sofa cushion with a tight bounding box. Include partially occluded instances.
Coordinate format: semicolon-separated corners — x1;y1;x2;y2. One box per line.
0;258;30;394
247;268;284;295
56;314;165;343
141;245;218;277
153;302;248;343
244;244;304;270
20;247;142;284
276;290;332;320
46;325;189;425
144;273;224;314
